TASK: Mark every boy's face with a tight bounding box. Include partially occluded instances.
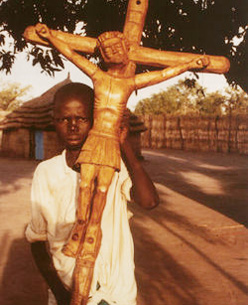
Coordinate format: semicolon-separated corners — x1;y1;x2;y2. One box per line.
54;97;92;151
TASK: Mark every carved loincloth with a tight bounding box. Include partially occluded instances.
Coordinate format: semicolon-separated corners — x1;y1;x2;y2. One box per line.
76;130;121;171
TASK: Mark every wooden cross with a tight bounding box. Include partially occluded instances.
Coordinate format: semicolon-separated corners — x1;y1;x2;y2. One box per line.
23;1;229;305
24;0;229;75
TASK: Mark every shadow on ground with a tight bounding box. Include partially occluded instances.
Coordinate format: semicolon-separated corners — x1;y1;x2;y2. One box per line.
142;149;248;226
0;236;47;305
131;205;248;305
0;157;39;197
130;148;248;305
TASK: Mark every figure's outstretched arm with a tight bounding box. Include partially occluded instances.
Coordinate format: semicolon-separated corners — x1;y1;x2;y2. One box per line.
134;56;210;90
129;46;229;74
34;23;98;78
24;25;97;54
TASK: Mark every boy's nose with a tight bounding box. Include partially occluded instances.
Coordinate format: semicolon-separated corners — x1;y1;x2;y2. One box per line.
69;118;78;131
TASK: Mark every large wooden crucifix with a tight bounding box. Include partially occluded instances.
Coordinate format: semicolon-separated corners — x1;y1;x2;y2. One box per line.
23;1;229;305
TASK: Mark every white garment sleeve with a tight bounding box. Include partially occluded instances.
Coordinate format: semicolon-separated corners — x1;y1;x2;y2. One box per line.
25;164;48;243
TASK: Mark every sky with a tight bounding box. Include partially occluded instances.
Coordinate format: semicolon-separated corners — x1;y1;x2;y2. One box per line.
1;49;230;111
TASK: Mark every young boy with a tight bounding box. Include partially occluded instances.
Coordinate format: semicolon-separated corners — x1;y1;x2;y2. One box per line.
25;82;159;305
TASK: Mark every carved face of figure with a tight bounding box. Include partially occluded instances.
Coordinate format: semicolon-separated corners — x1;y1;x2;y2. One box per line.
98;32;129;65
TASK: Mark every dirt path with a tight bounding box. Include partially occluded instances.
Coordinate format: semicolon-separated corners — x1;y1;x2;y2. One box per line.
0;149;248;305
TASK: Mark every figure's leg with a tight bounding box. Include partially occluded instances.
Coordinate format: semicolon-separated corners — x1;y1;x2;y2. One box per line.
71;166;115;305
62;164;97;258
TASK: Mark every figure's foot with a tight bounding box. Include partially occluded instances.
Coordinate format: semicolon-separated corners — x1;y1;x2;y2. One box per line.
62;221;87;258
35;23;51;39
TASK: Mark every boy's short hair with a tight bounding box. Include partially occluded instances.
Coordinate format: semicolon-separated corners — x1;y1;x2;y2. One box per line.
53;82;94;115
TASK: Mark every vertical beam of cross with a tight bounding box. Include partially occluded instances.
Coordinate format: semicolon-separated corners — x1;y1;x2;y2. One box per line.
122;0;148;76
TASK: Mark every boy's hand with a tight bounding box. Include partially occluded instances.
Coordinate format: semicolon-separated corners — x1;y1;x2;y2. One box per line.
35;23;51;39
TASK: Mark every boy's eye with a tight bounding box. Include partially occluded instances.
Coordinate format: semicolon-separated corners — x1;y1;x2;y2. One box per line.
55;117;69;123
55;117;90;124
77;117;89;123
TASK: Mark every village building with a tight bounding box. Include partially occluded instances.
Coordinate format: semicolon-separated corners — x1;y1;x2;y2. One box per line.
0;76;146;160
0;77;70;160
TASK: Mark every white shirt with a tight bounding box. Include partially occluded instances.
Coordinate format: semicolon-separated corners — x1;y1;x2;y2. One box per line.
25;150;137;305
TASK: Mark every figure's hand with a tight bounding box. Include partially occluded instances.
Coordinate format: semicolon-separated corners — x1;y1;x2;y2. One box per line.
35;23;51;39
190;56;210;70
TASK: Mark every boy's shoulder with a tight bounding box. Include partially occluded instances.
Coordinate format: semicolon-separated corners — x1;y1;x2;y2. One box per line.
35;151;67;178
38;152;63;168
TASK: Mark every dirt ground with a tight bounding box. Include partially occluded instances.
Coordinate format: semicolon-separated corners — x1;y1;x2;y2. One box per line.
0;148;248;305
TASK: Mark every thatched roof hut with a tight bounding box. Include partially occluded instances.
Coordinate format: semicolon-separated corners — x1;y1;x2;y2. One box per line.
0;76;71;159
0;76;71;130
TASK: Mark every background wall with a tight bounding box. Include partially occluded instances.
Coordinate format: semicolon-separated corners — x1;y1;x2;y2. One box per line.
140;114;248;154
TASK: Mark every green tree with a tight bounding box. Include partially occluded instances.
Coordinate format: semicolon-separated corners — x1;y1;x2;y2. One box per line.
0;81;31;111
195;86;248;115
135;77;248;116
135;77;207;115
0;0;246;91
134;90;181;115
196;91;225;115
222;86;248;114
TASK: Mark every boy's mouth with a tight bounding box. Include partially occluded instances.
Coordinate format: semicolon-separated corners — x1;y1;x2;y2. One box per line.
67;133;81;139
66;136;82;143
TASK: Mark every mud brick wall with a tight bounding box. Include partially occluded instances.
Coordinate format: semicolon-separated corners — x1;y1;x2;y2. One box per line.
0;129;63;160
1;128;30;158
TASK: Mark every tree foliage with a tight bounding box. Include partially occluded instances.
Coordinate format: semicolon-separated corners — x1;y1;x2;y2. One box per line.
0;0;247;90
134;77;248;116
0;81;31;111
221;86;248;114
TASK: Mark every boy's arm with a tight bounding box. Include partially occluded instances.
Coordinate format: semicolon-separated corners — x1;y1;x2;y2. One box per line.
120;115;159;209
134;56;210;90
31;241;71;305
34;23;98;78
